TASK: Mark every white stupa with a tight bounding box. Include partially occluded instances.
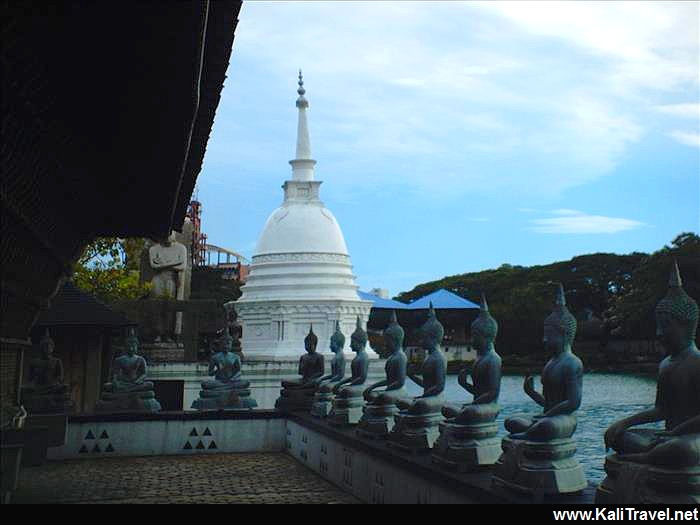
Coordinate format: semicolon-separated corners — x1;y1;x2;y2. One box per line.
236;72;373;359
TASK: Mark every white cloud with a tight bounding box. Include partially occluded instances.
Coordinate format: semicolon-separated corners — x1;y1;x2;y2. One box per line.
654;103;700;120
668;131;700;148
530;213;645;234
212;1;698;199
551;209;583;216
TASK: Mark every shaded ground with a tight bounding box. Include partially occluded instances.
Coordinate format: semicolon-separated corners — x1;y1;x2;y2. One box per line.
13;453;359;504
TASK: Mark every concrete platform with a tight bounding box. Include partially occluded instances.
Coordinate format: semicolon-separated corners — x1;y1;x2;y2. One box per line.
12;452;360;504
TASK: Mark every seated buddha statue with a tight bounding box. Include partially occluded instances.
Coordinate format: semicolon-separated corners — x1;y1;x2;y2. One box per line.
388;303;447;452
281;325;325;389
311;322;346;418
21;330;73;413
276;325;325;411
357;310;408;437
603;262;699;470
505;284;582;442
97;330;161;413
332;317;370;399
192;330;256;410
494;284;586;495
328;317;369;425
442;293;501;425
363;310;408;406
317;321;347;393
104;335;154;394
432;294;503;469
395;303;447;415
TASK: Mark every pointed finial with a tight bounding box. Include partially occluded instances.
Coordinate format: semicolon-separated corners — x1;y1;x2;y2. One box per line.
555;283;566;306
670;260;683;288
480;292;489;312
309;323;314;334
389;310;398;324
429;301;436;315
356;316;362;329
298;69;305;95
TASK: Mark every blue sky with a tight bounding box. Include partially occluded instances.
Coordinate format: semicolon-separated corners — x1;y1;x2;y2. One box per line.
196;1;699;297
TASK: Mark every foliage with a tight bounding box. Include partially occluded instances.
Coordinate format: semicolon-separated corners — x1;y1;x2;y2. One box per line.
395;234;699;356
73;237;151;303
610;233;700;339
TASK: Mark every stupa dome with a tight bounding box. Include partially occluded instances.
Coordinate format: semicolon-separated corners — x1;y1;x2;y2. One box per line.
254;202;349;256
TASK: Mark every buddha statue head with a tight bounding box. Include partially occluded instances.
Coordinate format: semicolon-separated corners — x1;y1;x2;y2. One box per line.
304;325;318;353
39;329;55;358
471;293;498;353
543;283;577;354
421;302;444;351
384;310;405;353
350;316;368;353
655;261;698;353
329;321;345;354
124;328;139;357
218;330;234;353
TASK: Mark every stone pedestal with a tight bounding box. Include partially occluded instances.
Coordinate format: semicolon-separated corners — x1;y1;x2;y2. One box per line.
191;383;257;411
95;390;162;414
357;402;400;439
431;420;501;471
328;392;364;426
21;389;74;415
275;387;317;412
596;454;700;504
387;410;444;454
311;383;341;418
493;436;587;496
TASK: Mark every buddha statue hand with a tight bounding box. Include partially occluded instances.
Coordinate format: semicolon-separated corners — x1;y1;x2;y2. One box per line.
604;420;630;451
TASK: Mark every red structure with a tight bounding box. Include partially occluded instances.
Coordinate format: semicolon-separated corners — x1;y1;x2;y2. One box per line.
186;200;207;267
186;199;248;282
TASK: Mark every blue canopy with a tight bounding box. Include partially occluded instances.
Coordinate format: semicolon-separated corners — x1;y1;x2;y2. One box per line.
406;289;479;310
359;288;479;310
358;290;411;309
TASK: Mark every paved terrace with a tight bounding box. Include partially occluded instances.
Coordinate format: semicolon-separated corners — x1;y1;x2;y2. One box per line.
13;453;359;504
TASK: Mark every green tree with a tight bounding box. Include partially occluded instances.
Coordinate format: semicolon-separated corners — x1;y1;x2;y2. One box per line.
611;232;700;339
73;237;151;303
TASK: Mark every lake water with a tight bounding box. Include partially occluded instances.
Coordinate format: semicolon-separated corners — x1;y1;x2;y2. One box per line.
402;373;659;484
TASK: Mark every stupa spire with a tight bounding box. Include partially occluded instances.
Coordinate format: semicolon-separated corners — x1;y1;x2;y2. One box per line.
289;70;317;181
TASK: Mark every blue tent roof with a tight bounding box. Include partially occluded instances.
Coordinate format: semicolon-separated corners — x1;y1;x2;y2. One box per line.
406;289;479;310
359;288;479;310
358;291;411;309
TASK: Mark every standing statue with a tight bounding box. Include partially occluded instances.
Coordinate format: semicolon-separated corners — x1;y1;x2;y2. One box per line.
493;283;586;496
95;330;161;413
433;294;502;469
388;303;447;453
21;330;74;414
311;322;347;418
357;310;409;438
148;233;188;342
191;330;257;410
596;262;700;504
275;325;325;412
328;317;370;426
